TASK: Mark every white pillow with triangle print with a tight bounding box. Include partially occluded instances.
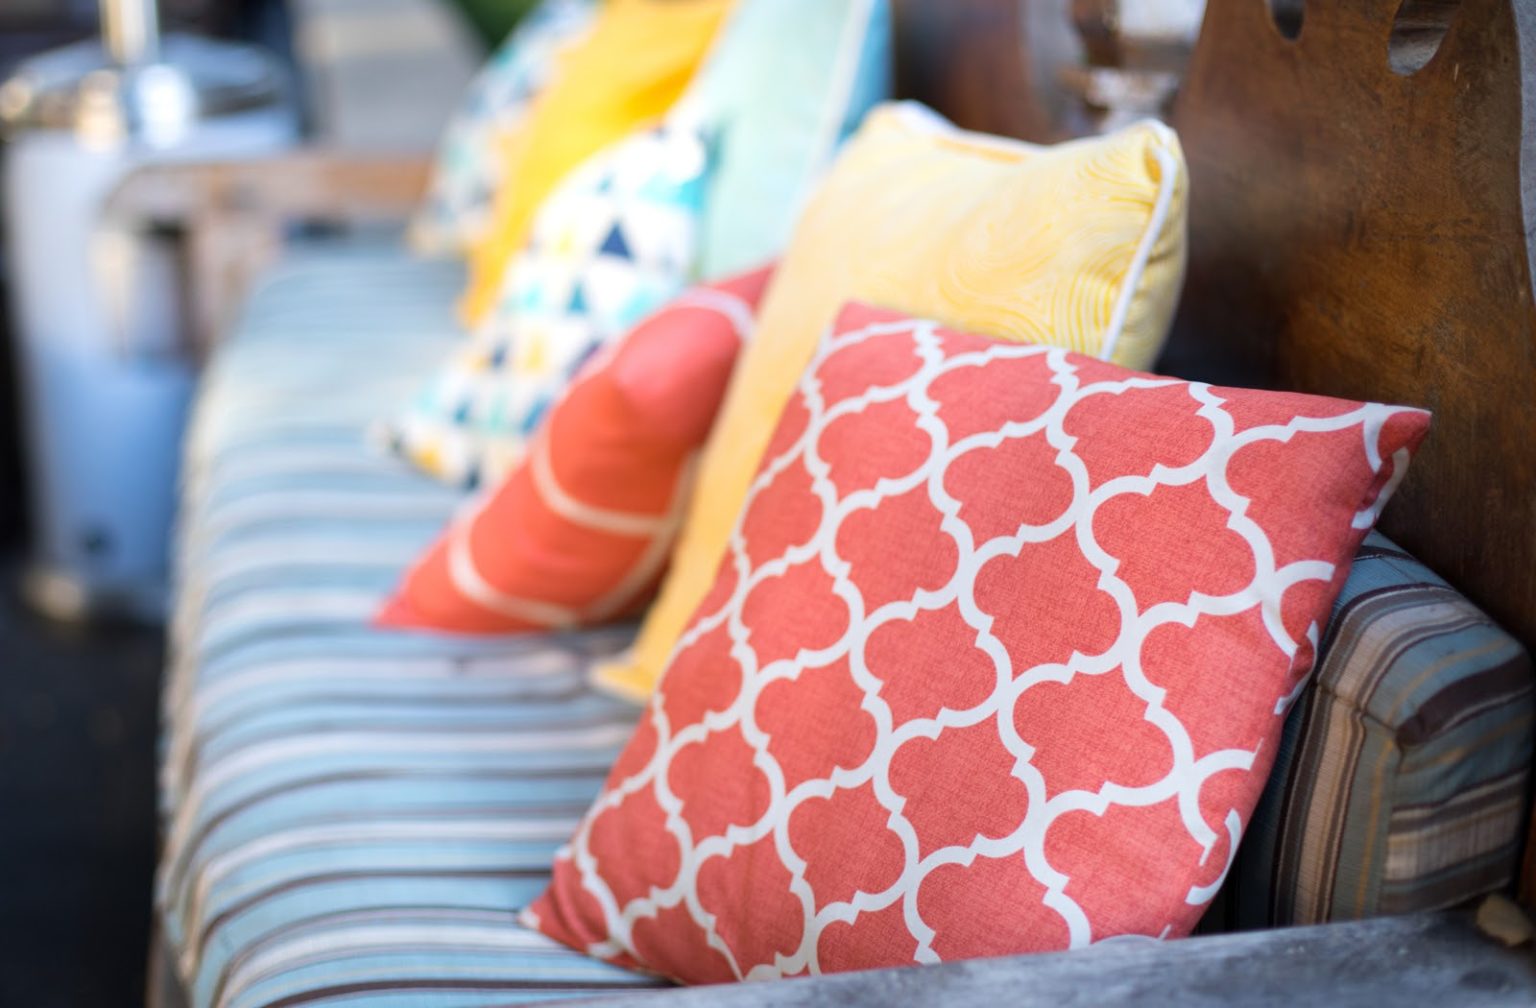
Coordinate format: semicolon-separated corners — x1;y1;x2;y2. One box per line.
384;112;711;488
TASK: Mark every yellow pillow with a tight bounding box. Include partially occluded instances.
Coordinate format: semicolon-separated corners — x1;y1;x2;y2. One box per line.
460;0;733;324
593;102;1188;701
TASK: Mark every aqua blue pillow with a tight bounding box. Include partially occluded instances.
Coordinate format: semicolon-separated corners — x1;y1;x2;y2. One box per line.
689;0;892;278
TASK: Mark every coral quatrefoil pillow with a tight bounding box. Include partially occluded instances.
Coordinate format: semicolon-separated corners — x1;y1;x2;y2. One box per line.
525;303;1431;981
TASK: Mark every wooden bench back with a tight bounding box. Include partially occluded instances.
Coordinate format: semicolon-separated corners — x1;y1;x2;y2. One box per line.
891;0;1057;141
891;0;1536;897
893;0;1536;650
1167;0;1536;654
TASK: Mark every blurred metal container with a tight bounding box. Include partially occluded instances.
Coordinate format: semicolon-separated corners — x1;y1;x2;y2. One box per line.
1;0;298;621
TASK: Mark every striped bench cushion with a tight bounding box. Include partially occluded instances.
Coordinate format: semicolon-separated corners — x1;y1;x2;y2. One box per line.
1234;535;1534;927
158;241;1533;1007
159;244;668;1007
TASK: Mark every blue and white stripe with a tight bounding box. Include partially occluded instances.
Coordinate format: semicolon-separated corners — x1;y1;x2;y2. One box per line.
157;244;666;1007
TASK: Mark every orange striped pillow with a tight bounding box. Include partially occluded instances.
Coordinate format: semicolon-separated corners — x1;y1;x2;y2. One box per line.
378;266;775;634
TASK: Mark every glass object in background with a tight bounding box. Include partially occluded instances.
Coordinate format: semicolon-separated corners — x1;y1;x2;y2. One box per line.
1063;0;1205;132
0;0;298;621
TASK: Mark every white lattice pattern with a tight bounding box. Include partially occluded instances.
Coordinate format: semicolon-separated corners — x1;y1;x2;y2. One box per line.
528;303;1428;982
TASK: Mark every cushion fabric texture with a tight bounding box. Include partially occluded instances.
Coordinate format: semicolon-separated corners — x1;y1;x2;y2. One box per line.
1234;532;1534;926
159;244;669;1006
595;101;1189;701
378;266;775;634
527;302;1429;981
462;0;732;325
391;116;713;487
410;0;597;256
688;0;892;277
158;249;1528;1007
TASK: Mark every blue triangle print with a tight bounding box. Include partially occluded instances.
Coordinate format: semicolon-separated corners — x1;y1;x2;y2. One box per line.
486;395;508;432
568;340;601;378
568;283;589;315
520;396;552;436
599;223;634;261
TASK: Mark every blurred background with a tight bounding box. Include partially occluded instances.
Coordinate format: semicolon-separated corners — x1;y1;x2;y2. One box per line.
0;1;1210;1002
0;3;501;1004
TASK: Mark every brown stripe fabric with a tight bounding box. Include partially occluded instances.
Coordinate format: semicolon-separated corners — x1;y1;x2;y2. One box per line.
1230;531;1534;928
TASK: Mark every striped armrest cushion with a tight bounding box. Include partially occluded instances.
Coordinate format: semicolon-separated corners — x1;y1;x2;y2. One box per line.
1231;532;1534;927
